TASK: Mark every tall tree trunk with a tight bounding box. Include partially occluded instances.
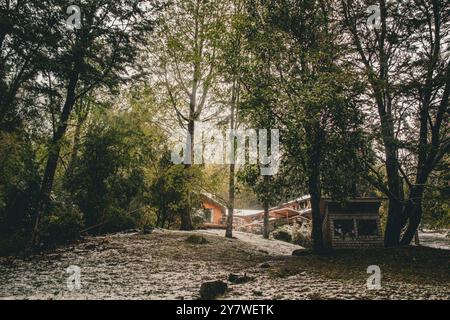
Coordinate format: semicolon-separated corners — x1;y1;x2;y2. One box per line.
180;115;194;231
308;158;323;250
65;102;87;180
226;162;235;238
226;80;238;238
179;4;202;231
306;124;324;250
263;175;270;239
0;27;9;121
30;67;80;249
383;144;404;247
400;185;425;245
379;0;404;246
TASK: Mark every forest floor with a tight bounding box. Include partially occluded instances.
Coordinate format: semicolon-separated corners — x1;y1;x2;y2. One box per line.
0;229;449;300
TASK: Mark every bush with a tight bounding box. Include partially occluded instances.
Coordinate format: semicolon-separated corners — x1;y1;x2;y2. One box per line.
39;207;84;249
0;230;29;256
186;234;209;244
101;207;136;234
0;131;40;256
272;229;292;242
293;230;313;248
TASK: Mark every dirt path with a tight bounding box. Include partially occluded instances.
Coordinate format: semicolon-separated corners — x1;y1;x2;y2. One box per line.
0;230;448;300
199;229;303;255
418;231;450;250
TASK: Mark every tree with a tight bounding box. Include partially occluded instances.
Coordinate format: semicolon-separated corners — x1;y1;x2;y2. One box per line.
0;0;56;127
340;0;450;245
30;0;161;248
151;0;229;230
221;0;246;238
239;0;370;248
65;106;161;234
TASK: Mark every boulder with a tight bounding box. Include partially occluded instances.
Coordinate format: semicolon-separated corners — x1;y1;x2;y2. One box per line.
228;273;253;284
142;226;153;235
186;235;209;244
292;249;313;256
199;280;228;300
259;262;271;269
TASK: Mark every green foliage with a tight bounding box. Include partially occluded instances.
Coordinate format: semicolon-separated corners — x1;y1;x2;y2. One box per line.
0;132;40;255
292;231;312;249
237;0;373;205
1;0;448;255
148;156;203;228
272;229;292;243
39;199;84;249
65;109;158;234
422;162;450;229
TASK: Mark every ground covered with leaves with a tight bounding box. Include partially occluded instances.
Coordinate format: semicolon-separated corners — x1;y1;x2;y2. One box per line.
0;229;449;300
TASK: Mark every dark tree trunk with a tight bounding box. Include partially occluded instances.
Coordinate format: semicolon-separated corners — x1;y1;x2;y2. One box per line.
263;175;270;239
226;80;237;238
180;117;194;231
380;119;404;247
308;160;323;250
305;121;324;250
226;162;235;238
30;66;80;249
0;28;7;122
400;185;425;245
65;104;87;180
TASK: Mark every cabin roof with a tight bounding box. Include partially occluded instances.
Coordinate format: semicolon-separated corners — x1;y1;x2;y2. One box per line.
232;209;263;217
200;193;227;212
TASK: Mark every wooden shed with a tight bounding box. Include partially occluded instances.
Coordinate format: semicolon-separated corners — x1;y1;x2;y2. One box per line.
199;193;227;229
321;198;384;249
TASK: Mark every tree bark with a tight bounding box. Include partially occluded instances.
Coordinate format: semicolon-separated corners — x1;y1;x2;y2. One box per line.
308;157;323;250
383;144;404;247
65;101;88;180
226;78;238;238
306;123;324;250
400;185;425;245
263;174;270;239
180;117;194;231
30;63;81;249
226;162;235;238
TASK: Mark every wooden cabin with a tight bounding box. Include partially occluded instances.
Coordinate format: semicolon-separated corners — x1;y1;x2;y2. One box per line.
198;192;384;249
320;198;384;249
270;195;384;248
199;194;227;229
237;195;384;248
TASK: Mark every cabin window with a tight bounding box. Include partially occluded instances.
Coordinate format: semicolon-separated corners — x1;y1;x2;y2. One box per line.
203;209;213;223
333;219;355;238
357;219;378;236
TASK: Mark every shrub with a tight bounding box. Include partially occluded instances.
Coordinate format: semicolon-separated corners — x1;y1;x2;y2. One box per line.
0;229;29;256
293;230;313;248
39;207;84;249
272;229;292;242
101;207;136;234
